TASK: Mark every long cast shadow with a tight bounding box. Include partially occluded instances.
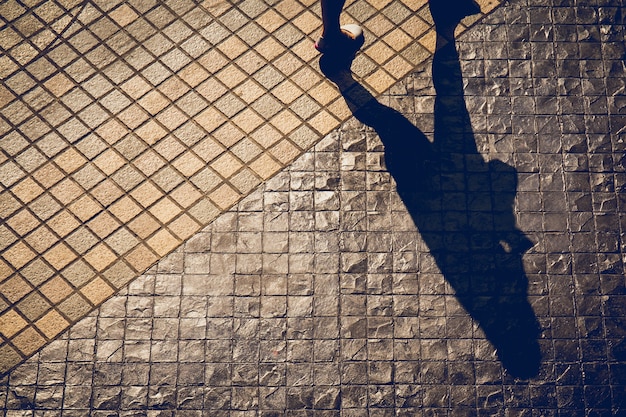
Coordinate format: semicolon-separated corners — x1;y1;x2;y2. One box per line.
321;0;542;378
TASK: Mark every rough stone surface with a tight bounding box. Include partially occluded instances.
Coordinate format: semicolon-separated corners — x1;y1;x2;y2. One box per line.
2;0;626;415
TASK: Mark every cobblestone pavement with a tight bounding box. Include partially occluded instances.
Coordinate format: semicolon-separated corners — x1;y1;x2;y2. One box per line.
0;0;497;374
2;0;626;415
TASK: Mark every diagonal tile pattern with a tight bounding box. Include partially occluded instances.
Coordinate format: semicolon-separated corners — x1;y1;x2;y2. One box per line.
0;0;502;373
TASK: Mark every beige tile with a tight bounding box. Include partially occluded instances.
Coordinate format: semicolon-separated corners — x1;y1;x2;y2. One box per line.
32;162;64;188
211;152;243;179
209;183;241;210
366;14;395;37
16;291;50;321
218;36;250;60
213;122;245;148
80;277;114;305
6;209;40;236
309;81;342;106
108;196;142;223
156;76;188;101
50;178;83;205
124;243;158;273
150;197;182;224
232;108;265;134
84;243;117;272
96;119;128;145
54;147;87;175
121;75;152;100
0;344;22;374
130;181;163;208
147;229;180;257
270;109;301;135
94;149;126;176
230;168;262;194
292;10;320;35
270;139;300;164
187;198;220;224
198;49;230;74
255;37;284;61
233;79;266;104
231;138;263;163
327;98;353;121
2;241;36;270
87;211;121;239
105;227;139;256
289;125;318;152
48;210;81;238
132;150;164;177
365;68;396;94
168;214;202;241
384;55;413;79
276;0;305;19
196;107;228;133
251;124;283;149
0;56;19;80
0;225;17;252
128;212;161;239
271;80;302;105
11;177;44;204
172;151;205;177
418;28;437;53
0;309;28;338
103;260;135;289
257;9;286;32
138;90;170;115
157;106;188;130
249;153;282;180
34;309;69;339
170;182;203;209
39;277;73;304
135;119;168;144
109;4;139;27
402;15;430;38
25;226;58;253
217;65;248;89
0;192;22;219
179;62;210;87
366;41;396;64
117;104;149;129
43;73;75;97
28;193;61;222
0;260;13;282
308;109;340;136
0;274;32;303
19;259;53;287
12;326;46;355
91;180;123;206
60;260;95;289
235;50;266;75
42;242;76;271
58;292;92;321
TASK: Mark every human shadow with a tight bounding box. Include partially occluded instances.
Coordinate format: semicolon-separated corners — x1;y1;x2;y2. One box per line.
321;0;542;378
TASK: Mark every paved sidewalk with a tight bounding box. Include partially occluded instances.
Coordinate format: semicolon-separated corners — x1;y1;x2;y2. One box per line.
0;0;496;374
2;0;626;415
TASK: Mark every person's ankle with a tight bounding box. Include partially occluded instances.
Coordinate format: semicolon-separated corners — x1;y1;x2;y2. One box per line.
322;29;343;41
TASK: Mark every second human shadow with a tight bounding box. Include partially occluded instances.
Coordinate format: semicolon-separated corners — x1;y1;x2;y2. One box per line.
321;2;542;379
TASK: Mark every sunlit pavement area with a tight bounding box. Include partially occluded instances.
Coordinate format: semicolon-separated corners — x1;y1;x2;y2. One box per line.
1;0;626;414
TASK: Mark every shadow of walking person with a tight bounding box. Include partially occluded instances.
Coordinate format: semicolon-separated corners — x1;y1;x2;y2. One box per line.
321;0;542;379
